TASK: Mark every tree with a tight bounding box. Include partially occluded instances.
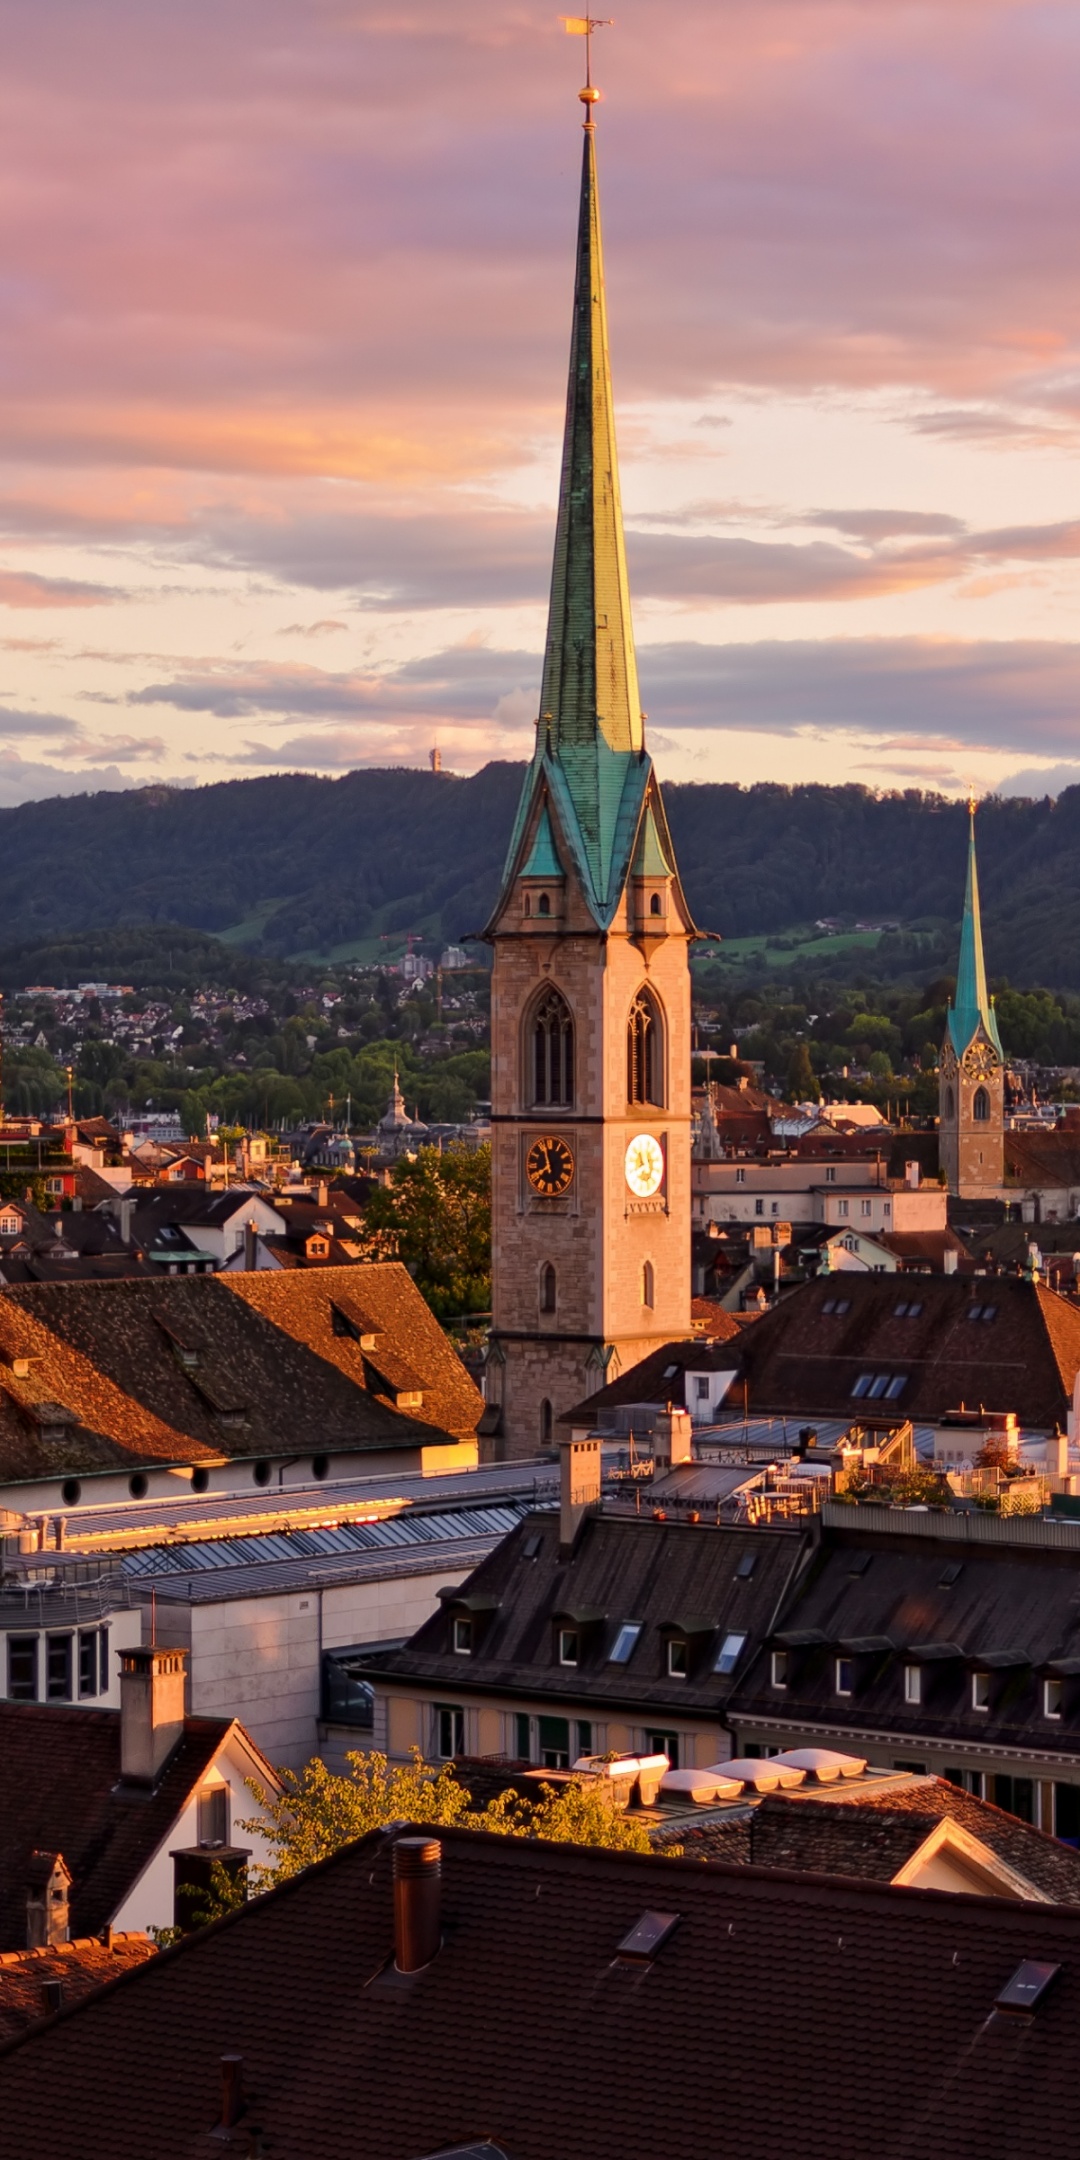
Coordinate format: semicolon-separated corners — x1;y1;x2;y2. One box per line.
363;1143;491;1316
786;1042;820;1102
239;1750;656;1895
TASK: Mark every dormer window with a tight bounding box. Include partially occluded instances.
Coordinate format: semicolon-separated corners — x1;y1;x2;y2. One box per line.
649;892;662;916
538;893;551;916
667;1638;689;1678
452;1618;473;1656
558;1628;579;1667
1044;1678;1063;1720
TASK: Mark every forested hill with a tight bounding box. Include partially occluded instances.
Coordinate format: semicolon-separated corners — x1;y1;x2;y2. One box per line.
2;765;1079;987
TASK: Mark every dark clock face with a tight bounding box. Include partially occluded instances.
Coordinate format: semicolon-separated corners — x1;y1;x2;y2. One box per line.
526;1135;575;1196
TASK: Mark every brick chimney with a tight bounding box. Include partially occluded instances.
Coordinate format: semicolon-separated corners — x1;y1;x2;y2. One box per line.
26;1852;71;1949
243;1217;258;1270
119;1645;187;1785
560;1435;601;1551
653;1404;694;1467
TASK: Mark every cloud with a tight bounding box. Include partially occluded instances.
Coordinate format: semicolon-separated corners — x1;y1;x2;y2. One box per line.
0;750;141;805
997;761;1080;798
0;569;121;609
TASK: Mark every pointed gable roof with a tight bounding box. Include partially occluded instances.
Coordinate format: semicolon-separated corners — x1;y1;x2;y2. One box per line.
947;803;1003;1058
520;802;564;879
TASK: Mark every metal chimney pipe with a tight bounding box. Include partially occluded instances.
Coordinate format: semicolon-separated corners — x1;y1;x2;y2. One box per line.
393;1836;441;1972
219;2054;244;2130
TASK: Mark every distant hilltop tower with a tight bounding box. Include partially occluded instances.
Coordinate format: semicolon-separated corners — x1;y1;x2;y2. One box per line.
481;59;696;1458
430;746;442;774
939;800;1005;1198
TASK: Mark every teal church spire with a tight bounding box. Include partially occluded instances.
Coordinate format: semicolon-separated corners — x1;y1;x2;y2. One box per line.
947;801;1002;1058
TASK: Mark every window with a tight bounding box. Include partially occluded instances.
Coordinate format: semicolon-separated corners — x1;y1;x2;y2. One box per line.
1055;1782;1080;1843
973;1086;990;1122
8;1635;37;1701
715;1631;746;1675
649;892;662;916
754;1198;764;1217
967;1303;997;1323
904;1664;921;1705
992;1774;1034;1824
537;892;551;916
538;1715;570;1769
972;1670;990;1711
771;1201;779;1216
452;1618;473;1656
99;1628;110;1694
771;1649;788;1689
944;1085;955;1121
558;1628;580;1667
434;1705;465;1759
852;1371;906;1401
320;1648;374;1727
540;1263;557;1313
46;1635;72;1702
838;1200;849;1218
78;1631;99;1699
822;1296;851;1316
667;1639;689;1679
895;1300;923;1319
197;1783;229;1847
576;1719;593;1757
540;1398;553;1446
646;1729;679;1768
695;1377;709;1402
1045;1678;1063;1721
514;1712;531;1761
735;1168;745;1185
609;1622;641;1665
531;988;574;1107
835;1657;853;1697
861;1199;872;1218
735;1553;757;1579
627;989;664;1107
642;1260;655;1309
826;1167;836;1184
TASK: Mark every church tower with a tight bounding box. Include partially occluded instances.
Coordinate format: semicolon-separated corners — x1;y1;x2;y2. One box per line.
482;80;695;1459
939;801;1005;1197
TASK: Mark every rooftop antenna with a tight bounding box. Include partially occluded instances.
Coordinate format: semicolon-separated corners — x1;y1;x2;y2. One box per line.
561;13;614;109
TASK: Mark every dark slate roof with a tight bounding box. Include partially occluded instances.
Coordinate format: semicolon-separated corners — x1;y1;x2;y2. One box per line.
0;1704;230;1948
728;1515;1080;1765
3;1823;1080;2159
734;1271;1080;1428
365;1512;809;1719
559;1329;743;1428
0;1933;155;2042
0;1265;482;1481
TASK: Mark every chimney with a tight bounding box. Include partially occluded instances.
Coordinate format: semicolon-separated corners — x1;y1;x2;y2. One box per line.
25;1853;71;1949
559;1436;601;1550
905;1159;921;1190
118;1198;134;1247
943;1248;958;1275
316;1180;329;1208
654;1404;694;1465
393;1835;442;1971
217;2055;245;2133
243;1217;258;1271
119;1645;187;1785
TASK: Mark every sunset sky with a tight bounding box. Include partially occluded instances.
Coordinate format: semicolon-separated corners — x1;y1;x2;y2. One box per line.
2;0;1080;804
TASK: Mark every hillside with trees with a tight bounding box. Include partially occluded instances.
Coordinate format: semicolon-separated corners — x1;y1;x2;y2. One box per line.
0;766;1079;986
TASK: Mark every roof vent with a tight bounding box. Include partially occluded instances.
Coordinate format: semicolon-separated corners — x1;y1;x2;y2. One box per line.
735;1552;757;1580
616;1911;680;1965
995;1961;1061;2017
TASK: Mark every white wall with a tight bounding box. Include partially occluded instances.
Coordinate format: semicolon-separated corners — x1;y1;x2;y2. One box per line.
188;1563;475;1769
110;1730;278;1936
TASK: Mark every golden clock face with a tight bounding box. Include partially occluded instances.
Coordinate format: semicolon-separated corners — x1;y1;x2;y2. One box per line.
526;1134;575;1196
625;1131;664;1198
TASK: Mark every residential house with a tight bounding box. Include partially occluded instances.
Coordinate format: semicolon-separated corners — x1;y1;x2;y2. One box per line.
0;1646;278;1945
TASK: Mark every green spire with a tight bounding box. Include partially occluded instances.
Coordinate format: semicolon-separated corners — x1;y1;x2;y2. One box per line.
948;802;1003;1057
520;802;563;879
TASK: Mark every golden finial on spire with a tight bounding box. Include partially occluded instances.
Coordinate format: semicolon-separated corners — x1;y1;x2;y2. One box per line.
561;15;614;110
968;788;978;818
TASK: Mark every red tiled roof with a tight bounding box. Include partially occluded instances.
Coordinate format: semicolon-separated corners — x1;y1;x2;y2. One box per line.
0;1934;155;2042
0;1704;232;1948
2;1824;1080;2159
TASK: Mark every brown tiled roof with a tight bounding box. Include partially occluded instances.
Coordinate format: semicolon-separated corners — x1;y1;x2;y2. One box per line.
2;1823;1080;2159
0;1934;155;2042
734;1270;1080;1427
1005;1132;1080;1189
558;1329;742;1428
0;1265;482;1481
0;1704;232;1948
741;1780;1080;1903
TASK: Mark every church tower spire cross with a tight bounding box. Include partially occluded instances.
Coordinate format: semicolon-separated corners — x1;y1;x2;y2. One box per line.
939;797;1005;1199
482;57;696;1459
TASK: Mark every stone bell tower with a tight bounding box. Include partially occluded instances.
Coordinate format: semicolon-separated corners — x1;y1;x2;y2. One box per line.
939;800;1005;1198
481;81;695;1460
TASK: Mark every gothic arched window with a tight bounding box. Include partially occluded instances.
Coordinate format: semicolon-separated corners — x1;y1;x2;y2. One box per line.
973;1086;990;1122
531;988;574;1106
642;1260;655;1309
540;1263;557;1313
540;1398;553;1446
627;989;664;1107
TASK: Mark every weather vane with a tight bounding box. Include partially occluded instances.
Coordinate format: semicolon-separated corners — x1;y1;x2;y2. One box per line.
561;15;614;104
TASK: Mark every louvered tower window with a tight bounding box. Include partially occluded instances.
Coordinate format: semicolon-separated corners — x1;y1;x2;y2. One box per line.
627;990;664;1107
532;989;574;1106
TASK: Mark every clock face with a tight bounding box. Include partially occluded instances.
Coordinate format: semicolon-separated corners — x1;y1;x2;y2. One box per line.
625;1131;664;1199
526;1134;575;1196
